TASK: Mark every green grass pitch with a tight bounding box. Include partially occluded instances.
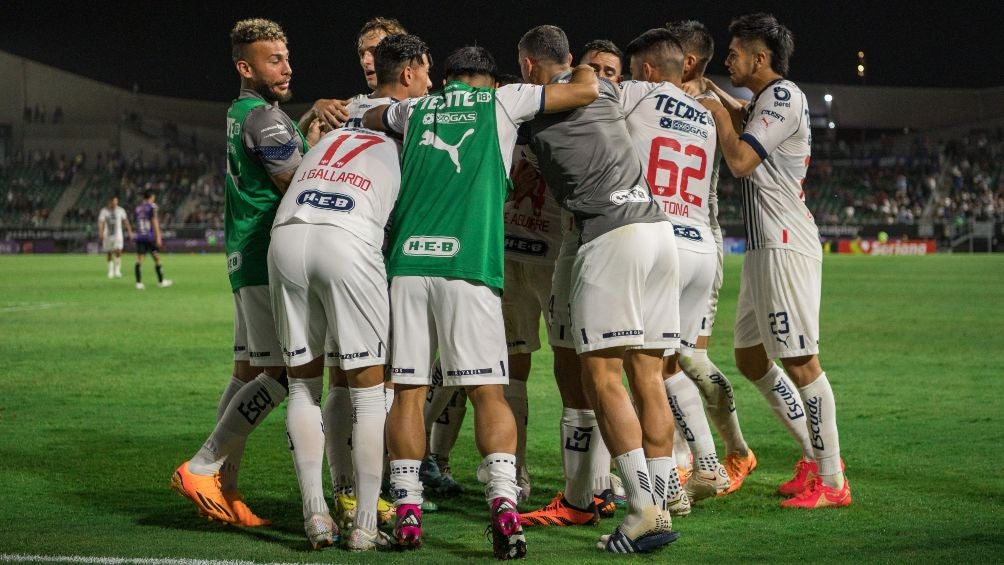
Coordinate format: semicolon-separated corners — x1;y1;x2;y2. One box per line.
1;253;1002;563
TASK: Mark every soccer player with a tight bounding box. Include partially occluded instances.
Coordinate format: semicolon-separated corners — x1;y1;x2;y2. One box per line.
580;39;623;84
98;195;132;278
698;13;850;508
363;44;598;559
269;33;432;552
517;25;681;553
133;190;171;289
665;19;757;495
620;28;733;503
171;18;306;530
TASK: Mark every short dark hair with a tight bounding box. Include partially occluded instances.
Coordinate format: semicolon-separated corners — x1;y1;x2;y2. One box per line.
143;189;156;199
729;12;794;76
373;34;431;86
665;20;714;72
517;25;570;64
582;39;622;59
624;28;684;78
496;73;522;86
443;46;497;81
230;18;287;62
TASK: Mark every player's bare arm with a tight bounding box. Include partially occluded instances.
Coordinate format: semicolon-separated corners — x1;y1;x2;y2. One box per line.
123;216;134;239
361;104;390;131
705;80;748;131
541;64;599;113
298;98;350;132
700;96;761;177
152;212;163;248
98;218;106;244
270;169;296;195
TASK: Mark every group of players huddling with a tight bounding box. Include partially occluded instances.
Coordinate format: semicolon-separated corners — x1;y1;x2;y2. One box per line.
169;12;851;559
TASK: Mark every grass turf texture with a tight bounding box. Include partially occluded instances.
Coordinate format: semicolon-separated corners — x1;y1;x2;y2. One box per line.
1;253;1002;563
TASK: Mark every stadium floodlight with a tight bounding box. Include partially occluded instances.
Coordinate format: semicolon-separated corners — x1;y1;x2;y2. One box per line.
828;121;836;129
824;93;833;103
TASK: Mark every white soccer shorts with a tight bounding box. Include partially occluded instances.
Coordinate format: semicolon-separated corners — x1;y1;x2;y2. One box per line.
571;222;680;354
268;223;388;370
676;247;716;355
233;285;284;367
547;230;578;349
734;248;822;359
102;235;124;253
390;276;508;387
698;223;725;338
503;258;555;354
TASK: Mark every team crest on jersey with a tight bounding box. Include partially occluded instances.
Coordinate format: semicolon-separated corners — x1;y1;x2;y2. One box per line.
296;190;355;212
609;185;651;205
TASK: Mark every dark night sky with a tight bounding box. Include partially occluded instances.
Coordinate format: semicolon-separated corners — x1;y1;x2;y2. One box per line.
1;0;1000;103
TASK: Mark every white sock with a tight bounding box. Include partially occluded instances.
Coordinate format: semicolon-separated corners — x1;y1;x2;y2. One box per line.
560;407;599;509
480;453;519;502
665;370;720;471
646;456;677;511
350;383;386;531
384;384;394;414
216;376;245;492
189;373;286;475
287;377;328;518
503;380;528;469
322;386;354;496
798;374;844;488
114;256;122;273
682;349;749;455
673;426;692;470
751;364;815;460
389;459;424;506
430;388;467;463
614;448;656;514
107;260;114;275
590;431;612;495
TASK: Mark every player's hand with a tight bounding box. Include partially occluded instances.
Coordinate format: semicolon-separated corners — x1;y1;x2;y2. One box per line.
312;99;349;129
681;77;709;97
306;119;323;147
698;96;725;115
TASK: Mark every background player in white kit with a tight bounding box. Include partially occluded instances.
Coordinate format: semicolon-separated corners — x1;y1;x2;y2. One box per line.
620;28;733;504
664;19;758;496
268;33;433;551
97;195;132;278
699;12;850;508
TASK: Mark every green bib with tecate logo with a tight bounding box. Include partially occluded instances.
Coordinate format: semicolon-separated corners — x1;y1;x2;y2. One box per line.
387;81;511;291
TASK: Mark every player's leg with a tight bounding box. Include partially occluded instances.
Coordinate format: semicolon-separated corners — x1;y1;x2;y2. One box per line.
134;246;145;289
150;248;171;287
668;250;730;501
435;277;525;559
576;223;678;552
386;276;436;547
427;385;467;495
769;251;848;508
105;246;114;278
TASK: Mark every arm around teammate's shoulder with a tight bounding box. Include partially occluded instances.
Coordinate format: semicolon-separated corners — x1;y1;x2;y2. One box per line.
541;64;598;113
700;97;762;178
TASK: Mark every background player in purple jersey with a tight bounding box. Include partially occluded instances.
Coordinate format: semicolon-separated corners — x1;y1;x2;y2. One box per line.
133;190;171;289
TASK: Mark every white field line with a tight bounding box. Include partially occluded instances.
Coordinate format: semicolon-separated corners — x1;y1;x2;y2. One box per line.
0;555;345;565
0;302;64;313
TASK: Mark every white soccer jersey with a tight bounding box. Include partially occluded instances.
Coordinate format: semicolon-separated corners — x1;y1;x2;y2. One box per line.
272;127;400;249
98;206;127;239
620;80;717;254
739;79;819;259
504;146;563;265
344;93;394;128
383;82;544;174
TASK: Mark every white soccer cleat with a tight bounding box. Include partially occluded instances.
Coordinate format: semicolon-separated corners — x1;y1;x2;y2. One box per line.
667;487;691;517
346;526;392;551
158;279;173;288
114;270;122;278
136;282;145;290
684;464;731;502
304;512;337;550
